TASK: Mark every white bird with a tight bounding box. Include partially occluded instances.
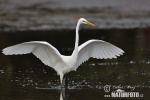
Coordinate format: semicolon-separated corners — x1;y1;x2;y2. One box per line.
2;18;124;87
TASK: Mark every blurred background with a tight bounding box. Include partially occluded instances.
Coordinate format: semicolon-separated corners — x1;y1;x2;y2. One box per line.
0;0;150;31
0;0;150;100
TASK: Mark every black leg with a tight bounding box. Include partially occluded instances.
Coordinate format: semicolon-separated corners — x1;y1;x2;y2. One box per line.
61;75;68;88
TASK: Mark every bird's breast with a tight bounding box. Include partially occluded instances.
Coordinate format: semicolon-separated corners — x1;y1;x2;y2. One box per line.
61;55;78;72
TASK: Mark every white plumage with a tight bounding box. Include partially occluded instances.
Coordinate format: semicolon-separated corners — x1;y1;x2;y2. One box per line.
73;39;124;71
2;18;124;86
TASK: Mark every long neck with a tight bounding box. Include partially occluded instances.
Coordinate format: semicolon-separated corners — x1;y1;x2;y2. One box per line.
72;21;80;56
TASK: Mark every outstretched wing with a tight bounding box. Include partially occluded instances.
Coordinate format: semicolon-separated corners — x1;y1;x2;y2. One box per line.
73;40;124;70
2;41;62;67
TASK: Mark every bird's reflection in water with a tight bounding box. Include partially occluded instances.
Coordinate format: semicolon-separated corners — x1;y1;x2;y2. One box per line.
60;88;68;100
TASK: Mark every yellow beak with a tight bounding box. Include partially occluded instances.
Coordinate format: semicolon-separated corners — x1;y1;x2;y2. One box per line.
85;21;95;26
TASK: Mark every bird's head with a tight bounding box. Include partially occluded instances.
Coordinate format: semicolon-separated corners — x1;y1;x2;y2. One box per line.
79;18;95;26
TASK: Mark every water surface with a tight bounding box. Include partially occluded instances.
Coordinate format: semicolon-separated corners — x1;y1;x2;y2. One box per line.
0;0;150;31
0;28;150;99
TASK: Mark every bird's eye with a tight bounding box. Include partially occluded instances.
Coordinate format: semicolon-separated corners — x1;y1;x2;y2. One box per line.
83;20;86;23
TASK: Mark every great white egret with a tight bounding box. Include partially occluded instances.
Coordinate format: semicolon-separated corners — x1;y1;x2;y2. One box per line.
2;18;124;87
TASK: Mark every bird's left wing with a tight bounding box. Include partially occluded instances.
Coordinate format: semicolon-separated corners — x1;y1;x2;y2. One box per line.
72;40;124;71
2;41;62;68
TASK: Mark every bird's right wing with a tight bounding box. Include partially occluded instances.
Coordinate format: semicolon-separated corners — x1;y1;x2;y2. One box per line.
2;41;62;67
72;40;124;71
